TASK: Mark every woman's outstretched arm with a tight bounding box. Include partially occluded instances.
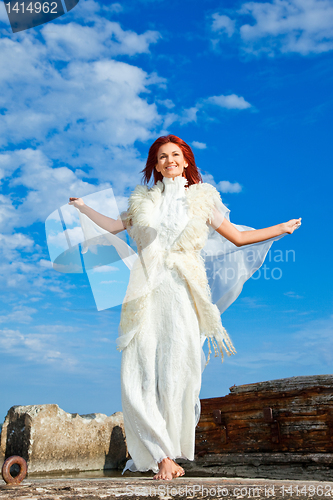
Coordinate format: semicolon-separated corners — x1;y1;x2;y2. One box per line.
68;197;126;234
215;217;302;247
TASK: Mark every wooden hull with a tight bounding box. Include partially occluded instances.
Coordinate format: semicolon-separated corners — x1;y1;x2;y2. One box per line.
195;375;333;455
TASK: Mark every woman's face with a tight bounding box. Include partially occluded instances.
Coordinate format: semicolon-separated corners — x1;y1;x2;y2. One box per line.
155;143;188;179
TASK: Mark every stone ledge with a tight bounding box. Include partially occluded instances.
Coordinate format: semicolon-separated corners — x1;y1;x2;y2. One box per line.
1;477;333;500
183;453;333;481
230;374;333;394
0;405;128;473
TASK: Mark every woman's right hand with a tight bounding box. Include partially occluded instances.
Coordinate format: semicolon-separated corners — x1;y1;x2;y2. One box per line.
281;218;302;234
68;197;85;210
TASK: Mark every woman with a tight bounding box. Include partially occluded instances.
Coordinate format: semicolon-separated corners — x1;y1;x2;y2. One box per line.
69;135;301;480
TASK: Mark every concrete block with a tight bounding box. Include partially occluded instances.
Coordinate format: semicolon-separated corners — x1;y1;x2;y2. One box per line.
0;405;128;473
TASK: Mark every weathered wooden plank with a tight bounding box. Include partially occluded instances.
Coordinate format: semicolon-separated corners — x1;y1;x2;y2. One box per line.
230;374;333;393
195;375;333;455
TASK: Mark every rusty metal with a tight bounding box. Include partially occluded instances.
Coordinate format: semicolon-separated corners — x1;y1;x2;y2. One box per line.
263;407;280;444
212;409;228;443
213;409;222;424
221;425;228;444
270;421;280;444
263;407;273;422
1;456;27;485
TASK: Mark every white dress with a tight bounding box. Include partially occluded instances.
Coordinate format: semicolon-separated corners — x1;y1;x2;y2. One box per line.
119;175;236;474
120;175;205;473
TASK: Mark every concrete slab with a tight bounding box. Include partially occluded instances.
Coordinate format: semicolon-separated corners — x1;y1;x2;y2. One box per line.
1;477;333;499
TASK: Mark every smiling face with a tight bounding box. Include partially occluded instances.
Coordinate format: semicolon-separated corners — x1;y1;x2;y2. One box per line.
155;142;188;179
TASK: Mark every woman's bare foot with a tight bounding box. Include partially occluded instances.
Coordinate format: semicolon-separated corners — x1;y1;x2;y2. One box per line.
172;459;185;478
153;457;185;480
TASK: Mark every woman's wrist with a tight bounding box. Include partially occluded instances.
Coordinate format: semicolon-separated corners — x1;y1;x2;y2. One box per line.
279;222;287;234
78;202;87;214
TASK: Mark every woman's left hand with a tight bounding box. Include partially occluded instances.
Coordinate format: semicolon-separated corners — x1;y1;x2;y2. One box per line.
281;218;302;234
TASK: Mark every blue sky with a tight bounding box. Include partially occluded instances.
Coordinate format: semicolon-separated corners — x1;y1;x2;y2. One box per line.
0;0;332;424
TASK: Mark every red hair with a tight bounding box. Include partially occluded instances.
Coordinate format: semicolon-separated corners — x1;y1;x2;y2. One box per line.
141;135;203;186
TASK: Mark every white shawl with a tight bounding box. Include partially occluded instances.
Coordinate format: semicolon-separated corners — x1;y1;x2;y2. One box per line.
45;182;286;364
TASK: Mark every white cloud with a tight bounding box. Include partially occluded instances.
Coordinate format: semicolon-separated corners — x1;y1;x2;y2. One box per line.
0;3;164;193
157;99;175;109
0;152;21;184
0;230;58;295
0;149;111;233
180;106;199;124
42;21;160;60
0;49;164;174
162;112;178;130
93;265;119;273
95;336;112;342
284;291;304;299
161;94;251;131
211;0;333;56
109;3;123;13
217;180;243;193
206;94;252;110
228;314;333;369
0;248;77;295
211;13;236;37
239;296;268;308
0;306;37;324
0;233;34;258
202;173;243;194
0;195;17;231
34;324;79;333
191;141;207;150
0;328;77;367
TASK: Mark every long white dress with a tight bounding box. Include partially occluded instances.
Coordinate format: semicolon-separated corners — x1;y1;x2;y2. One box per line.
120;175;204;473
119;175;234;474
